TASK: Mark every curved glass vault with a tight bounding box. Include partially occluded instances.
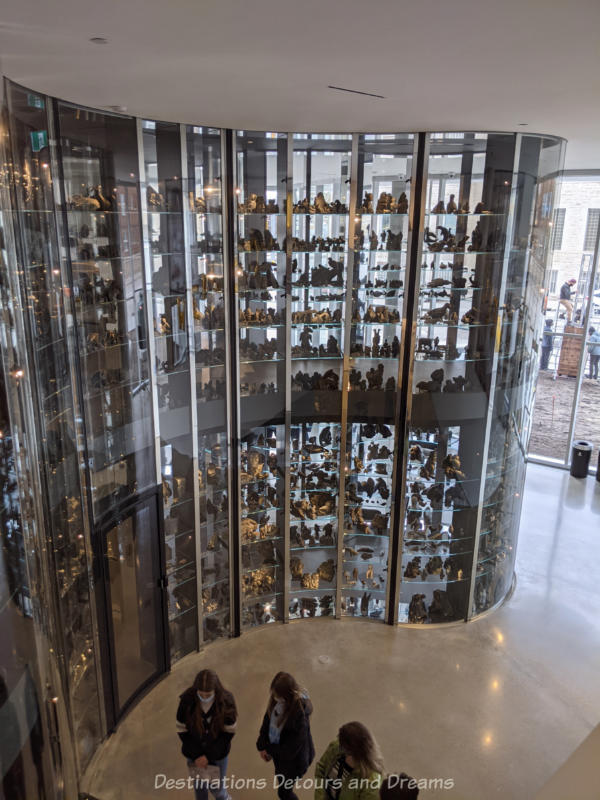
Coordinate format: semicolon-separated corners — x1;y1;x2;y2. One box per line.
0;76;563;790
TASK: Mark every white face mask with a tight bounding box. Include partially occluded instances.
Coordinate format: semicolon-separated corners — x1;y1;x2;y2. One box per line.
197;691;215;704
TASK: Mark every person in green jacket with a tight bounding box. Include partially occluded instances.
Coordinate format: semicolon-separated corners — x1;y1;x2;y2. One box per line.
314;721;384;800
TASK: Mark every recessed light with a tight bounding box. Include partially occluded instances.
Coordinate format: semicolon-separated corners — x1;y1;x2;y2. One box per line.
90;36;108;44
518;122;528;126
108;105;128;113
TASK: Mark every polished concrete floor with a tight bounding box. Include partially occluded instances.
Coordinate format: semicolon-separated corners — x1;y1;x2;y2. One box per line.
85;464;600;800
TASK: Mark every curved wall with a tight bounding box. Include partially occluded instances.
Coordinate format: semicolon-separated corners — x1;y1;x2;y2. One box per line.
0;76;564;784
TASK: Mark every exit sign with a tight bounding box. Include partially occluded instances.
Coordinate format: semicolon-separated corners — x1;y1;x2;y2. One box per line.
30;130;48;152
27;94;44;110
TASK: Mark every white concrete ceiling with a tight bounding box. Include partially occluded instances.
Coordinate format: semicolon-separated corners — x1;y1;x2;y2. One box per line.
1;0;598;169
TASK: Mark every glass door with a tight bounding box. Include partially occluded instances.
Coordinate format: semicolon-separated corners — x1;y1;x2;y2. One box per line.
101;494;166;722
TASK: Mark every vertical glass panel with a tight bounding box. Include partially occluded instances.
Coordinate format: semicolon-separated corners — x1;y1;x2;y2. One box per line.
341;134;414;621
236;131;287;627
186;126;230;643
289;421;339;619
473;135;563;615
105;501;163;712
288;134;351;619
7;84;101;769
56;103;154;516
400;133;517;624
0;130;59;796
529;173;600;464
143;120;197;660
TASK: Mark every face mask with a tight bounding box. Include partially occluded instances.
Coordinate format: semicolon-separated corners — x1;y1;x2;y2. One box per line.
197;692;214;704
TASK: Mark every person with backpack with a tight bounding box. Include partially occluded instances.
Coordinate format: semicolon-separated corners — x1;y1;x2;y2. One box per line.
176;669;237;800
314;721;384;800
257;671;315;800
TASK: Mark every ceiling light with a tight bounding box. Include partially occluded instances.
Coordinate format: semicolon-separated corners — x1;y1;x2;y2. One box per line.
518;123;528;126
89;36;108;44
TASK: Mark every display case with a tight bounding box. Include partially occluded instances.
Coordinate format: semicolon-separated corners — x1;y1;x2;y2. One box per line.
340;134;415;621
398;133;517;623
287;134;351;618
56;103;155;517
234;131;287;628
140;119;197;660
186;124;232;642
6;84;103;771
1;76;568;773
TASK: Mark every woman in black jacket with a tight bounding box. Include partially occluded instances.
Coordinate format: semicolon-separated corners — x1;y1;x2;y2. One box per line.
257;671;315;800
177;669;237;800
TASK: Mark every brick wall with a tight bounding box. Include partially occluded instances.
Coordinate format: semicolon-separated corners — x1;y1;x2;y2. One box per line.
548;177;600;310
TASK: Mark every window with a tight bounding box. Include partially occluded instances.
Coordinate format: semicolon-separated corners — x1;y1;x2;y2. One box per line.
548;269;558;294
551;208;565;249
583;208;600;251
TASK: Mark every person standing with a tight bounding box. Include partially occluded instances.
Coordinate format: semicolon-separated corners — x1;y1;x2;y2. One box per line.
540;319;554;370
314;721;384;800
257;671;315;800
176;669;237;800
559;278;576;322
587;326;600;379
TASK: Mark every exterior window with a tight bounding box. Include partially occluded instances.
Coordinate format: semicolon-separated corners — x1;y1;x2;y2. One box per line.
551;208;565;250
583;208;600;251
548;269;558;294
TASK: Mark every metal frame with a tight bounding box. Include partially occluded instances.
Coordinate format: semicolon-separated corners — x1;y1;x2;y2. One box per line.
224;128;242;636
283;132;293;623
179;123;204;648
136;119;163;488
562;197;600;464
336;133;359;619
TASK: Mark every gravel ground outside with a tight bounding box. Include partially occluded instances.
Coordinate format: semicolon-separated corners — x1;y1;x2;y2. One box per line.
530;369;600;463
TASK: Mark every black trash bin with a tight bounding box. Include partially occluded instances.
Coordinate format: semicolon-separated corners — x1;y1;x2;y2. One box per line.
570;440;593;478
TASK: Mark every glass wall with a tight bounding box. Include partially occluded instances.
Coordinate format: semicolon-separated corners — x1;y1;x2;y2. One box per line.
473;135;563;613
529;174;600;469
0;76;566;794
1;84;77;798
